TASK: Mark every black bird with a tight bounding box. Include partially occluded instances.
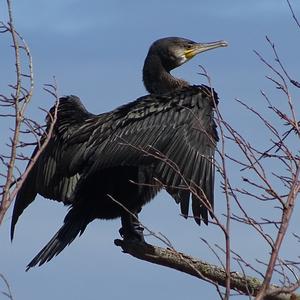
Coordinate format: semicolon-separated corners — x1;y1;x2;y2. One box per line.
11;37;227;270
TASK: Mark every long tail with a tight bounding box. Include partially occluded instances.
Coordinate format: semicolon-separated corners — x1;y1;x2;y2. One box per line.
26;208;90;271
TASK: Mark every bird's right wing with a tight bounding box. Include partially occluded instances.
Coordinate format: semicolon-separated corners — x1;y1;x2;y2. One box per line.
10;96;94;240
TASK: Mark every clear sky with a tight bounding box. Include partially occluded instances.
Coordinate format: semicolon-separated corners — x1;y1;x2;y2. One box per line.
0;1;299;299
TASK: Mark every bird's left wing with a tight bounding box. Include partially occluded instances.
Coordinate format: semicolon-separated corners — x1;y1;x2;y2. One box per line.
83;85;218;224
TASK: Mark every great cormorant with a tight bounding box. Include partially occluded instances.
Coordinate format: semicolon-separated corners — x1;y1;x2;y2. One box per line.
10;37;227;270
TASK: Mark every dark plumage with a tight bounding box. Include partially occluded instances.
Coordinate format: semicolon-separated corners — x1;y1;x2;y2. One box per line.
11;37;227;270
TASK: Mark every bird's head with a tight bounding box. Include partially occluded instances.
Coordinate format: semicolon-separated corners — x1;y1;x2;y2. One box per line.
148;37;228;72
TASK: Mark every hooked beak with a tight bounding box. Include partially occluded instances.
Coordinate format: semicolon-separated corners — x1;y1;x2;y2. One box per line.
184;40;228;60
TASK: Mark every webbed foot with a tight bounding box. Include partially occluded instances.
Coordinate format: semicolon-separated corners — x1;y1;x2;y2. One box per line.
120;212;145;242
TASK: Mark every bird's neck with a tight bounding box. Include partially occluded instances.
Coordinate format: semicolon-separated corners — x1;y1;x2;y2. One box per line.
143;54;188;95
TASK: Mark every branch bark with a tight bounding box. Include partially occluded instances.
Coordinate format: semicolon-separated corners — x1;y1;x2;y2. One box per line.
115;239;300;300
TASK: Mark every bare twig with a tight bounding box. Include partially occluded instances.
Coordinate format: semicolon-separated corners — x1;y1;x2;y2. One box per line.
0;0;34;224
0;273;14;300
286;0;300;30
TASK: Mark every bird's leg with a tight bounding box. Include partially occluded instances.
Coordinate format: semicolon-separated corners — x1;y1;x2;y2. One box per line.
119;209;145;242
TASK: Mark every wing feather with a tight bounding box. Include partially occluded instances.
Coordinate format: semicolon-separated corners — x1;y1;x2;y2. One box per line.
11;96;93;239
80;85;218;225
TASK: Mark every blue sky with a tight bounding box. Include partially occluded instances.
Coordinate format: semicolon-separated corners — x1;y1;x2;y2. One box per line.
1;1;300;299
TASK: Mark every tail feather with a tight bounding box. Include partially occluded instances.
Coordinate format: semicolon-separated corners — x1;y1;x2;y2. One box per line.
26;210;89;271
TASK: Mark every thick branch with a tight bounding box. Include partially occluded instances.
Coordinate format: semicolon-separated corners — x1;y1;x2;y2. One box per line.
115;239;300;300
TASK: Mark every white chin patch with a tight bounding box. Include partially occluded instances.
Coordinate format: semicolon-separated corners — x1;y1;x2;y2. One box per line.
179;55;188;65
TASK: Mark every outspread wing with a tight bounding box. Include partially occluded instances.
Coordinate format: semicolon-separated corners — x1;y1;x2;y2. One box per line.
80;85;218;224
10;96;94;239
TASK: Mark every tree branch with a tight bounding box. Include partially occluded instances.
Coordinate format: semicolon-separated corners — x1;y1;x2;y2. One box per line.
115;239;300;300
